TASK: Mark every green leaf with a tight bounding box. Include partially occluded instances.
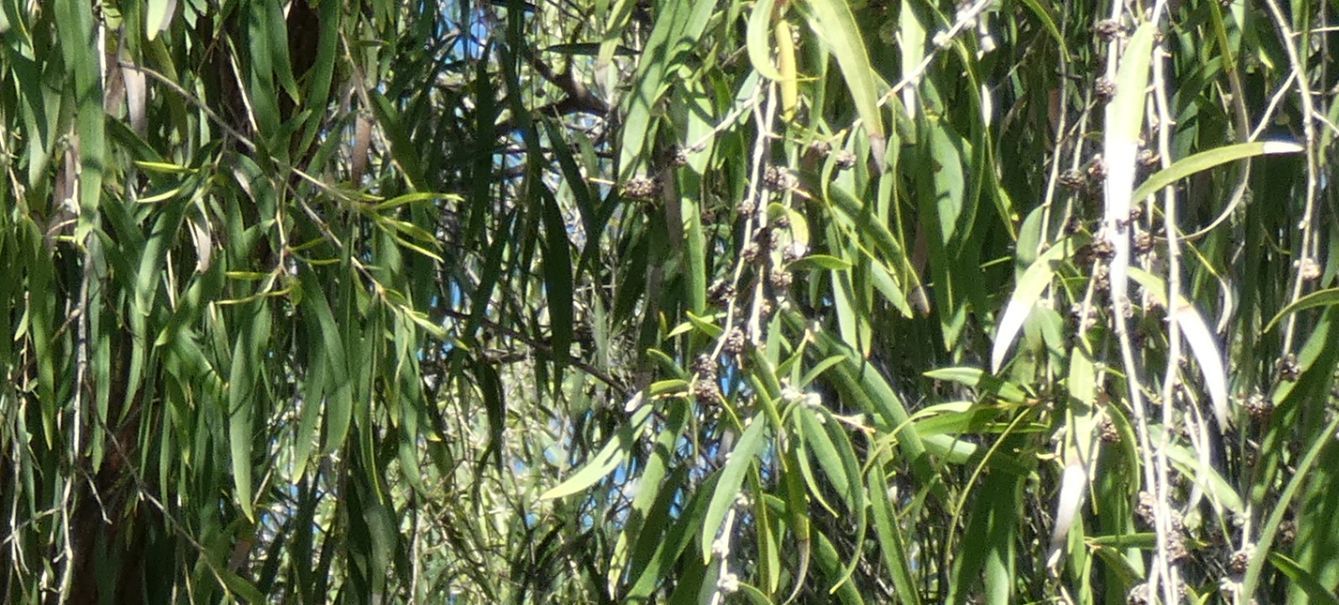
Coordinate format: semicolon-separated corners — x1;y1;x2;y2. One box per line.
369;192;460;212
145;0;173;40
218;567;266;603
1244;412;1339;595
796;406;851;507
540;188;573;386
801;0;886;165
1102;22;1155;304
1015;0;1068;60
798;355;846;388
790;254;853;271
1264;287;1339;333
1127;268;1230;429
540;405;653;500
227;301;272;522
811;527;865;605
244;0;281;140
1131;141;1303;203
369;91;427;189
1269;553;1339;605
266;0;300;103
627;474;720;599
1160;432;1244;515
869;461;921;604
616;0;714;179
1107;23;1156;146
926;367;1029;405
747;0;784;81
54;0;105;238
700;416;768;562
991;235;1084;372
612;402;691;593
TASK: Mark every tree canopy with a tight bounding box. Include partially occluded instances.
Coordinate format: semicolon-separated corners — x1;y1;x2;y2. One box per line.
3;0;1339;602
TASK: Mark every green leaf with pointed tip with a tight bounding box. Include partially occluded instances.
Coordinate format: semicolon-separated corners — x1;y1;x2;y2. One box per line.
811;527;866;605
1131;141;1303;202
790;254;853;271
925;367;1029;405
991;235;1084;372
700;416;768;562
801;0;885;165
1264;287;1339;333
869;461;921;605
266;0;300;102
540;406;654;500
540;188;573;386
747;0;784;81
227;300;272;522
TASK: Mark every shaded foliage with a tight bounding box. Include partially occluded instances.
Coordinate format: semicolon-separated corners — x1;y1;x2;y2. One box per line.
2;0;1339;603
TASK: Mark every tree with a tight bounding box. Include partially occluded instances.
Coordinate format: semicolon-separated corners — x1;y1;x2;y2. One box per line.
3;0;1338;602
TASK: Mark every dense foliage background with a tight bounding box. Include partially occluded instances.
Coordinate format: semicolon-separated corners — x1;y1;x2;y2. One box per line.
3;0;1339;602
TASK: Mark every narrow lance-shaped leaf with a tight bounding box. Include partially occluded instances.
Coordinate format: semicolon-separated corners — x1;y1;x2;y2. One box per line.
1130;141;1303;202
540;188;573;387
746;0;784;81
1046;462;1088;569
146;0;176;40
801;0;886;167
992;235;1085;373
228;300;273;522
1264;287;1339;333
1102;22;1154;305
540;405;654;500
54;0;105;239
701;416;768;562
1129;268;1230;430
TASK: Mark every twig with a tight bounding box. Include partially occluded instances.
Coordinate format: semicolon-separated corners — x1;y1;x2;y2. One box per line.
881;0;997;105
1100;1;1172;597
1036;15;1073;257
708;83;778;364
708;495;745;604
684;88;765;154
1150;10;1184;600
435;308;627;396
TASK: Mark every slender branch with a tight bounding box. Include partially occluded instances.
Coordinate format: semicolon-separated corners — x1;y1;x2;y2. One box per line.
435;307;627;396
1150;9;1184;599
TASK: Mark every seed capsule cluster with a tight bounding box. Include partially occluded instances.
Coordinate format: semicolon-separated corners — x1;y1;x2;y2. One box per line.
620;176;660;200
691;354;721;403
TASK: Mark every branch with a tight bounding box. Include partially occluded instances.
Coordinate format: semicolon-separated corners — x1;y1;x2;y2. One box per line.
436;307;627;396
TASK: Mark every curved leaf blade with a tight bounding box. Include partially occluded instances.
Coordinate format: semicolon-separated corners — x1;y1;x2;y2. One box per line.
991;236;1083;373
1131;141;1303;203
700;416;768;562
802;0;885;165
540;406;654;500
